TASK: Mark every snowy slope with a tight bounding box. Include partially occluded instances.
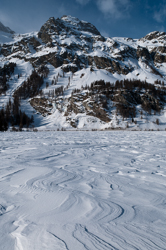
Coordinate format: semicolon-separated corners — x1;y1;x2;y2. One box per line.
0;21;14;44
0;31;14;44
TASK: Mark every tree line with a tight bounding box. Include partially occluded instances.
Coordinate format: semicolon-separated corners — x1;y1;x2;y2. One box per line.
14;65;49;99
0;64;50;131
0;62;16;94
0;95;34;131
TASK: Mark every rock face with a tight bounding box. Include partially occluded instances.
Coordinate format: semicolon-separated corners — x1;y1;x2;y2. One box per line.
142;31;166;41
30;97;53;116
150;46;166;63
136;46;151;61
65;92;111;123
38;16;102;43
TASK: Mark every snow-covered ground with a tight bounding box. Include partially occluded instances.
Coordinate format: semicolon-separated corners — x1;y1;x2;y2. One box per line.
0;131;166;250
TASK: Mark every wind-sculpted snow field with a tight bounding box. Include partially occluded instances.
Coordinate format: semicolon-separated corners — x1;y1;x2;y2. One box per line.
0;131;166;250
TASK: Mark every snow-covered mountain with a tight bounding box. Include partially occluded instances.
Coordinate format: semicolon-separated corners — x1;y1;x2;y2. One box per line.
0;21;14;34
0;15;166;131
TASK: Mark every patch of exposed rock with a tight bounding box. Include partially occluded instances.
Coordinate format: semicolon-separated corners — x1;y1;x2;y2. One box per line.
136;46;151;61
1;36;41;57
30;97;53;116
142;31;166;41
65;92;111;125
88;56;131;74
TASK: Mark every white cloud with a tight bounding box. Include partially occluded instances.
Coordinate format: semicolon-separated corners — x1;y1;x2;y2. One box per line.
96;0;131;19
76;0;90;5
154;6;166;23
75;0;131;18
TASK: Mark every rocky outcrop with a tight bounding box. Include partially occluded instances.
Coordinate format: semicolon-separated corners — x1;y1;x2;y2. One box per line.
118;46;137;59
1;44;12;56
65;92;111;124
29;37;41;49
87;56;131;75
29;53;63;68
30;97;53;116
136;46;151;61
142;31;166;41
156;46;166;53
1;36;41;57
154;54;166;63
151;46;166;63
38;17;63;43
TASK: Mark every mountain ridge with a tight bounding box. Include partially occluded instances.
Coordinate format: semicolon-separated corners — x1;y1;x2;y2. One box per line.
0;15;166;131
0;21;14;34
0;21;14;44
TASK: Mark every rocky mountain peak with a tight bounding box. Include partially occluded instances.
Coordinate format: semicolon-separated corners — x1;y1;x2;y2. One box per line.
141;31;166;41
38;15;103;44
61;15;81;25
60;15;101;36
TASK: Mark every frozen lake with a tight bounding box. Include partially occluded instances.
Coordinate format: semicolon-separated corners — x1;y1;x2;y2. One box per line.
0;131;166;250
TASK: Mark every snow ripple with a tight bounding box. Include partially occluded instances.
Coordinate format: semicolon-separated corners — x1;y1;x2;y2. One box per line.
0;131;166;250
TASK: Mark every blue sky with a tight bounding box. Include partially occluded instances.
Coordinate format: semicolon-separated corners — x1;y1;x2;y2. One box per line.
0;0;166;38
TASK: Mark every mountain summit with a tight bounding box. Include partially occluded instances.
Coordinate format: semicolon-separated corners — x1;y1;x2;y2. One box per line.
39;15;101;38
0;15;166;131
38;15;104;45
